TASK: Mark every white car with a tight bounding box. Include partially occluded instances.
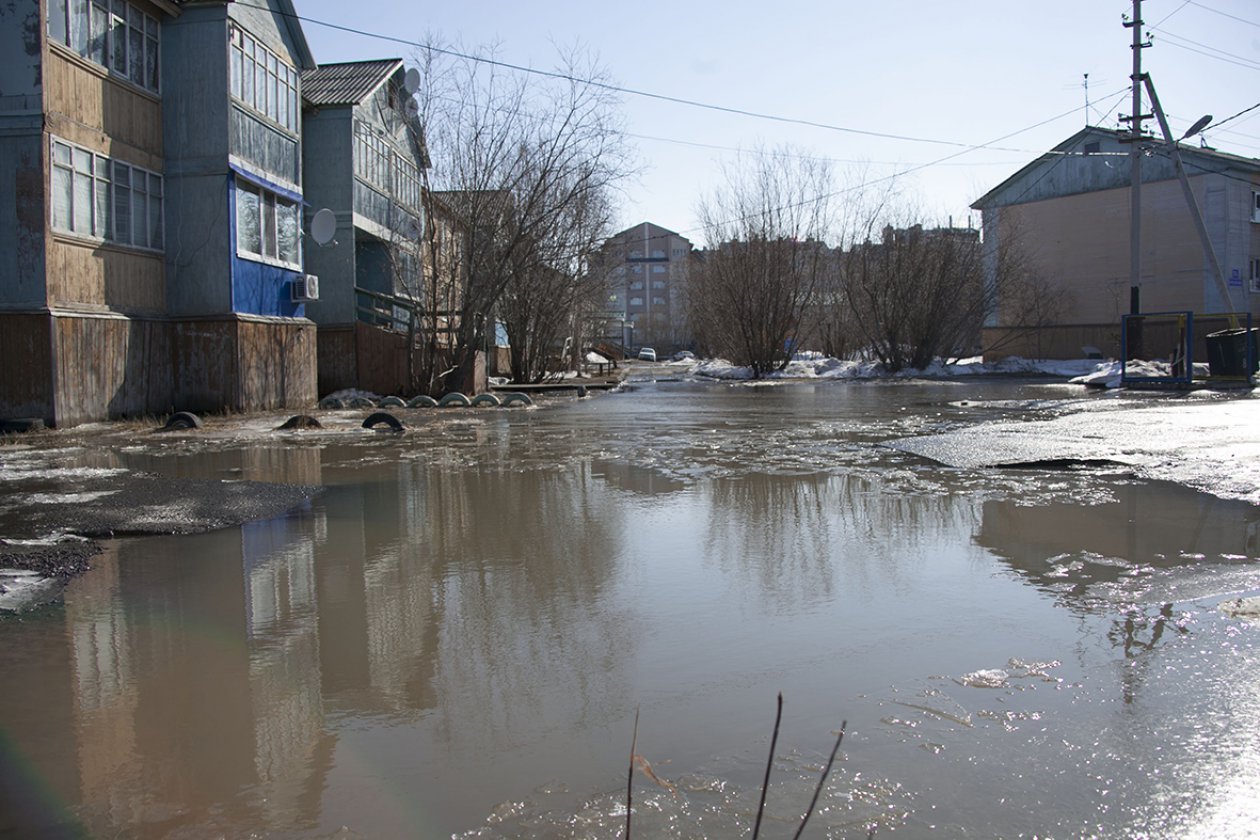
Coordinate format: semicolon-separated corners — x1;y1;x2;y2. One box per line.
637;347;657;362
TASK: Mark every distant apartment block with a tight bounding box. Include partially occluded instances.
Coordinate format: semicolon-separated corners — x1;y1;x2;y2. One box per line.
599;222;693;352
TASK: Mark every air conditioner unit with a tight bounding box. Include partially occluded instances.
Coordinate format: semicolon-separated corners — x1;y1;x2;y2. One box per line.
291;274;319;302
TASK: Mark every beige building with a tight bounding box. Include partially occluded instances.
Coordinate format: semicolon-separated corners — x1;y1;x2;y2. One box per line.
972;126;1260;360
599;221;694;353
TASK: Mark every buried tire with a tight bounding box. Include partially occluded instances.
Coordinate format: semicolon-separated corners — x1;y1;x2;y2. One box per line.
362;412;405;431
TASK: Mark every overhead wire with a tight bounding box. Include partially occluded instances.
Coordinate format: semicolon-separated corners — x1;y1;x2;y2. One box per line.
262;1;1246;247
244;0;1004;152
1186;0;1260;28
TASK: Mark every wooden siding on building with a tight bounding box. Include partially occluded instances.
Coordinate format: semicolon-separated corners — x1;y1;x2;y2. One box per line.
45;46;163;169
0;314;56;419
236;317;317;409
353;321;421;397
170;316;315;413
47;237;165;312
316;325;356;395
52;312;173;426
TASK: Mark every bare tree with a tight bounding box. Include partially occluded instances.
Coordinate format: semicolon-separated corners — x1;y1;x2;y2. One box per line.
414;41;633;394
839;218;987;371
690;148;835;377
981;218;1073;360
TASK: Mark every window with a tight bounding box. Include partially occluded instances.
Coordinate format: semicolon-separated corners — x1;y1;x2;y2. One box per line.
652;264;666;274
235;178;300;268
630;280;643;290
50;136;161;250
653;280;665;289
631;265;642;274
1253;191;1260;223
229;25;298;133
1251;258;1260;293
47;0;159;93
629;296;643;306
652;296;666;306
650;249;665;259
672;247;686;257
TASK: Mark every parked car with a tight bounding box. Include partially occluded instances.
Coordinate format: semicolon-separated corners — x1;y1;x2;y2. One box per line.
637;347;657;362
672;350;695;361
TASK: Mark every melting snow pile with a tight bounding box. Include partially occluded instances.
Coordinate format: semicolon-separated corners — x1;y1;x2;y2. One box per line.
691;353;1108;382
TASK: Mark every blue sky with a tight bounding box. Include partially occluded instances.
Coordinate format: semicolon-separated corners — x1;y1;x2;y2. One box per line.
292;0;1260;243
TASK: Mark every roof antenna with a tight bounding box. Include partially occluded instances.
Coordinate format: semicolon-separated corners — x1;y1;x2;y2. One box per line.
1083;73;1090;126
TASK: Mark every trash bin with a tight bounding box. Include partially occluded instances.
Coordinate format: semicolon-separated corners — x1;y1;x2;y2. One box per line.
1205;327;1259;377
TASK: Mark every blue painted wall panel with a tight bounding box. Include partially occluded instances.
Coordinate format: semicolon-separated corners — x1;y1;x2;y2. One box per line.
228;173;304;317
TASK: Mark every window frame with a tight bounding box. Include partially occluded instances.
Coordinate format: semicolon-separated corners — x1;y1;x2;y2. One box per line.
229;23;299;135
234;177;301;270
50;136;162;251
47;0;160;94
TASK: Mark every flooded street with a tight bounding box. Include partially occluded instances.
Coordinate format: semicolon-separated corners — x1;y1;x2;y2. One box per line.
2;377;1259;838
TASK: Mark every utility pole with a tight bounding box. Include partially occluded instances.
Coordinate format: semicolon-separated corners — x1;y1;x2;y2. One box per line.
1121;0;1152;355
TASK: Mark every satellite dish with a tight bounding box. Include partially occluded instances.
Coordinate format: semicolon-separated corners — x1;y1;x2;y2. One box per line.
310;208;336;246
403;67;420;96
404;97;420;120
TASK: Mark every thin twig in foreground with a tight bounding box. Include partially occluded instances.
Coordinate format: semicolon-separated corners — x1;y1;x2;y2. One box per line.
625;707;639;840
792;720;847;840
752;692;783;840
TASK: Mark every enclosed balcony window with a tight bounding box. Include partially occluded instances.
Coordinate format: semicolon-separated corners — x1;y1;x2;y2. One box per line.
47;0;159;93
236;178;300;269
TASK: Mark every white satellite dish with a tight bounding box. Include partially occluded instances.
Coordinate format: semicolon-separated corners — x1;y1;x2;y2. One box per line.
403;67;420;95
404;97;420;120
310;208;336;247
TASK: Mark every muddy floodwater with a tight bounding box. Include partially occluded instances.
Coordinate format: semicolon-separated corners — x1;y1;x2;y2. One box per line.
2;378;1258;838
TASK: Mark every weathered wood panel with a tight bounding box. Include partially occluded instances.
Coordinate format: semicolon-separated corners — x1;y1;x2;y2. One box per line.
236;318;317;410
0;313;55;420
47;237;165;312
171;320;238;412
44;48;163;168
316;325;356;396
354;321;420;397
51;313;172;426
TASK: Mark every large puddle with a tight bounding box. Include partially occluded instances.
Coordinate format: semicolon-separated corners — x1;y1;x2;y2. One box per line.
2;379;1258;838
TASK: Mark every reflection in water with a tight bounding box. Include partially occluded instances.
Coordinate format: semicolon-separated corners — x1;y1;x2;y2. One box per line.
2;381;1259;838
978;479;1260;604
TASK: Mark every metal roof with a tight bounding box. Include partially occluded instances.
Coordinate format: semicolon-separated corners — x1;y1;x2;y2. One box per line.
972;125;1260;210
301;59;403;107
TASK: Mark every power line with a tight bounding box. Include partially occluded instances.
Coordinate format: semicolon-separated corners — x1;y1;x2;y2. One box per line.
1151;30;1260;71
1187;0;1260;28
1151;0;1192;27
246;0;1080;154
1208;100;1260;132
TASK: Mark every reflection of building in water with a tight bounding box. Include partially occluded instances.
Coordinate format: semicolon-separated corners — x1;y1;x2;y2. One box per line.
0;583;84;836
978;480;1259;596
316;477;440;715
65;545;142;829
45;512;333;835
242;516;331;825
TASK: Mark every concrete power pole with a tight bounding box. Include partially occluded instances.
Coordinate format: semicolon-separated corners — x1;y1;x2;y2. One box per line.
1122;0;1151;318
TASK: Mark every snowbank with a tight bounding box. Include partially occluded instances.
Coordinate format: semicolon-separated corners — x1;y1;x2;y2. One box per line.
690;353;1111;382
